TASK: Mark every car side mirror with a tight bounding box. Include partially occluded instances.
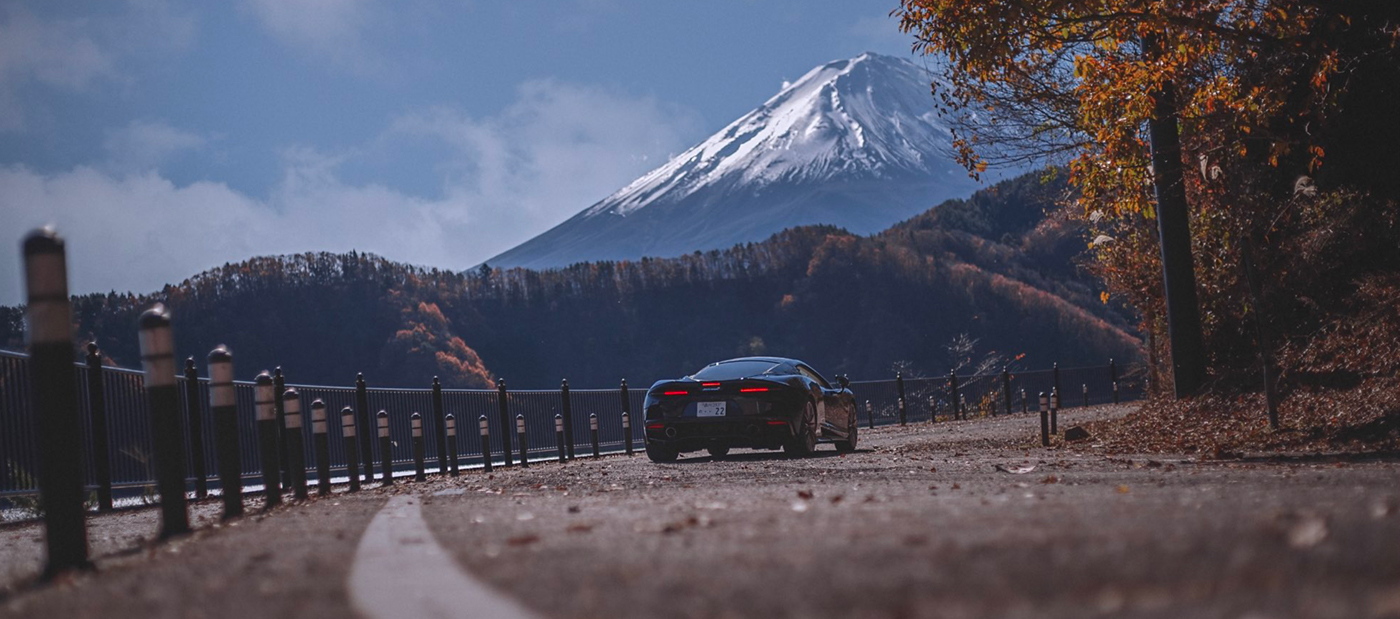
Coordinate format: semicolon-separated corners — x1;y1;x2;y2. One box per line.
838;375;849;389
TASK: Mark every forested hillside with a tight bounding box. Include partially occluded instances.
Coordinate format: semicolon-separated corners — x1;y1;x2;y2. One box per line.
1;172;1140;388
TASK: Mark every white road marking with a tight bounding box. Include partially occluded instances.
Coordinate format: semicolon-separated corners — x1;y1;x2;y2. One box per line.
349;494;540;619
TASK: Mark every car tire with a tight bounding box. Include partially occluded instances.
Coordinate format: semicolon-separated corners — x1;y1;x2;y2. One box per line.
646;444;678;463
835;410;858;453
707;446;730;459
784;401;818;457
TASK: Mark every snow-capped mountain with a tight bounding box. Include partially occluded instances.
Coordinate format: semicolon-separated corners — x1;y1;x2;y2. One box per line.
487;52;984;269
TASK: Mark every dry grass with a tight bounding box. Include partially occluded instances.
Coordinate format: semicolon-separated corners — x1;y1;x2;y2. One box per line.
1082;274;1400;458
1083;376;1400;457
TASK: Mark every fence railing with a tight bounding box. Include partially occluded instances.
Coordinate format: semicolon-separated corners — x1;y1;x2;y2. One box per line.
853;363;1147;425
0;348;1144;500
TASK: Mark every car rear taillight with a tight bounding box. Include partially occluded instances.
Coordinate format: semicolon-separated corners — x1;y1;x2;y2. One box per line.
662;390;688;396
646;423;664;430
765;420;787;426
701;382;721;390
739;387;769;393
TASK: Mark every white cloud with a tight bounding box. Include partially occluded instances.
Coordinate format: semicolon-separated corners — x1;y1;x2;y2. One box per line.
0;2;194;132
242;0;380;69
0;163;455;307
384;79;703;245
0;5;114;130
0;80;701;305
102;119;207;173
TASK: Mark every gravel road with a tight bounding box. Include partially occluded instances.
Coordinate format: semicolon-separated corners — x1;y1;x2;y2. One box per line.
2;404;1398;619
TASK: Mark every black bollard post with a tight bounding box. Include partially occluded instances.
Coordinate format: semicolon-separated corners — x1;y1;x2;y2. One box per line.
445;414;459;477
1021;389;1028;414
140;304;190;538
516;414;528;468
341;406;361;492
254;372;282;507
866;400;874;429
1038;392;1050;447
208;346;242;519
1083;383;1089;408
960;395;967;420
895;372;907;426
620;378;632;452
183;358;208;499
356;373;373;484
561;379;575;460
496;378;513;467
411;412;426;482
589;413;600;457
622;411;634;456
312;400;331;496
1114;364;1125;403
86;343;113;512
23;229;90;575
554;414;566;463
1002;367;1012;416
432;377;447;476
1109;358;1118;401
1051;389;1060;436
1053;363;1061;402
929;396;937;423
948;370;962;421
478;415;492;473
274;367;289;489
283;389;307;500
377;411;393;485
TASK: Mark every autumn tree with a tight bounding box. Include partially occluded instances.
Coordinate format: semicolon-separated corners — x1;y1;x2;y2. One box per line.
898;0;1400;396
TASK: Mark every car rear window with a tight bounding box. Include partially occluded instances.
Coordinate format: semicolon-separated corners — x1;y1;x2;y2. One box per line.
691;360;792;380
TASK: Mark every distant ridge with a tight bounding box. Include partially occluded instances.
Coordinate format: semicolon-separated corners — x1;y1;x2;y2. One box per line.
2;171;1138;389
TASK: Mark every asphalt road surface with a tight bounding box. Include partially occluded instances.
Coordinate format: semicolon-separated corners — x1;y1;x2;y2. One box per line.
2;404;1398;619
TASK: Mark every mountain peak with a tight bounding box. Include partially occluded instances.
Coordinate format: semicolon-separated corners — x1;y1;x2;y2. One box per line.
587;52;950;219
487;53;981;270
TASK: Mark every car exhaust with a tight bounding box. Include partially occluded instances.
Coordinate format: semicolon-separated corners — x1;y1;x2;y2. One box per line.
664;427;678;439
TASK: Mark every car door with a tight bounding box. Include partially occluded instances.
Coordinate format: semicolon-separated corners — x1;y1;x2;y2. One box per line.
798;364;848;435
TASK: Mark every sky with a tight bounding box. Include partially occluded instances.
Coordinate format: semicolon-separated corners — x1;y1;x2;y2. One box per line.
0;0;924;306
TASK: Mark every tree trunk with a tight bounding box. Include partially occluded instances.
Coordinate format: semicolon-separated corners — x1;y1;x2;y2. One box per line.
1146;69;1209;398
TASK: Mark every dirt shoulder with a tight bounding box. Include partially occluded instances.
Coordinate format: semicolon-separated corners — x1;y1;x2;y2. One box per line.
0;491;387;619
1080;380;1400;458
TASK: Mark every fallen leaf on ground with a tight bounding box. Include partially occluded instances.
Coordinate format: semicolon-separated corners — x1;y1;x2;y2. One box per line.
507;535;539;546
996;464;1037;474
1285;515;1329;549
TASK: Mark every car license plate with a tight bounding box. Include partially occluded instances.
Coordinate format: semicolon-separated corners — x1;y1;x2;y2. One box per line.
695;401;726;417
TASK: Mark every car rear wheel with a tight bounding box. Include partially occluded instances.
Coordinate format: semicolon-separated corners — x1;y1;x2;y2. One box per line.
707;446;730;459
784;401;818;457
835;409;858;453
646;443;678;463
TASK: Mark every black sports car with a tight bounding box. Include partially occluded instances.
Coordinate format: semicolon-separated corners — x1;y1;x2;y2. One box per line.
642;357;858;462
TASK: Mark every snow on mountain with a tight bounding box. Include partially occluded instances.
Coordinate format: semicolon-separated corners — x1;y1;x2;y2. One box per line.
487;52;984;270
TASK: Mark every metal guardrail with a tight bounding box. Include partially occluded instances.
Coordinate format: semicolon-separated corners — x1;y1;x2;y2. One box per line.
0;348;1143;499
